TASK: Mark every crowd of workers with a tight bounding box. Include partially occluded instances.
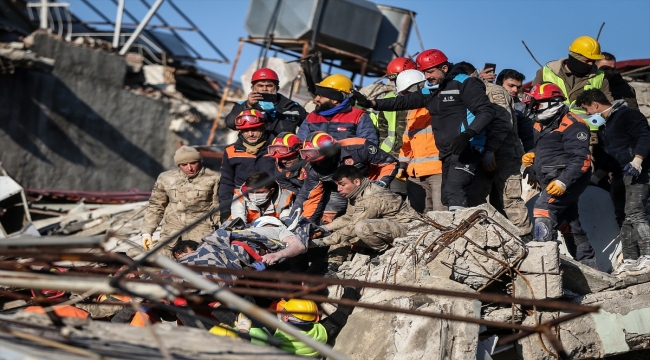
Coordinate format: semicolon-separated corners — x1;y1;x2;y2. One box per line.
120;34;649;357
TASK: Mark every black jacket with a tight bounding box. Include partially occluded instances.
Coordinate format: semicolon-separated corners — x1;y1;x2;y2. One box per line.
597;102;650;173
374;65;496;158
514;100;535;153
532;108;592;186
607;73;638;109
225;93;306;136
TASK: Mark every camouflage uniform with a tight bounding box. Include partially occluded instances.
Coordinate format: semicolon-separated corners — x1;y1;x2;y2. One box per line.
141;167;220;257
323;179;419;264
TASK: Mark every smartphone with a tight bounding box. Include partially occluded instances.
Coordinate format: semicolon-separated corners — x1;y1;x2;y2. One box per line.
484;63;497;74
258;92;277;102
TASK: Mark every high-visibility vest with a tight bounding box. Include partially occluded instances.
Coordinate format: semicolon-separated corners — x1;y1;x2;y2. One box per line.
399;108;442;177
542;66;605;131
369;92;399;153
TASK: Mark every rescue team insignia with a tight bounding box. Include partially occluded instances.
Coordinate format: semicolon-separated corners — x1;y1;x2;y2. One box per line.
368;145;378;154
576;132;588;141
344;158;355;165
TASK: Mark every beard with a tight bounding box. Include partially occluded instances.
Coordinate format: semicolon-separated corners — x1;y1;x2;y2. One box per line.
315;101;335;113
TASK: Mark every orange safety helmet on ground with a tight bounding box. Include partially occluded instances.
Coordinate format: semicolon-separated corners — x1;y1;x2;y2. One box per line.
251;68;279;83
300;132;337;162
268;132;302;159
234;109;266;130
415;49;449;71
386;57;416;79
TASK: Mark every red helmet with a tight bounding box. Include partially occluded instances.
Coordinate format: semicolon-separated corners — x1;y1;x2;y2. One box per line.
386;57;416;77
268;132;302;159
252;68;279;83
31;289;66;299
300;132;337;162
235;109;266;130
525;83;566;103
415;49;449;71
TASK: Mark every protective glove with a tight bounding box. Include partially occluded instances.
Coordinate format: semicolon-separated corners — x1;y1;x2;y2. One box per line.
251;261;266;271
236;313;252;333
623;157;644;177
522;152;535;168
372;180;387;188
141;233;153;250
482;151;497;172
546;180;567;196
310;224;331;239
352;90;375;109
449;132;472;155
523;167;538;187
396;168;408;181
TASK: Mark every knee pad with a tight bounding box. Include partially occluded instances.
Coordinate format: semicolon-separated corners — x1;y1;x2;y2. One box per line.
533;217;556;242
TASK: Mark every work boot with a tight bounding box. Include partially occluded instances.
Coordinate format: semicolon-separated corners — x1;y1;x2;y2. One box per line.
532;217;556;242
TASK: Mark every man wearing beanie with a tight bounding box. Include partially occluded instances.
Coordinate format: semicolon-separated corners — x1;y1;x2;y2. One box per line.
140;146;220;257
532;36;613;130
297;74;378;144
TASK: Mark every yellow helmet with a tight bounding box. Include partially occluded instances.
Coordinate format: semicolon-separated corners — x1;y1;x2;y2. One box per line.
282;299;319;322
568;36;604;60
316;74;353;94
209;325;238;338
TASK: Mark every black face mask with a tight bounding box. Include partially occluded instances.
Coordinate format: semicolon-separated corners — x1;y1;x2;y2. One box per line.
566;55;593;77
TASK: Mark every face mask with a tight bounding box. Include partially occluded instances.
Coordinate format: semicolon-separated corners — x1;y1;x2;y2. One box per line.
587;106;611;128
424;82;439;90
258;101;276;118
248;191;273;206
566;55;593;77
534;102;563;122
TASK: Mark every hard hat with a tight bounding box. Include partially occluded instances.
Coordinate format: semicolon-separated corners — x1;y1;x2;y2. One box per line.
252;68;279;83
300;132;337;162
283;299;319;322
316;74;354;94
252;216;284;228
234;109;266;130
209;326;238;338
415;49;449;71
526;83;566;103
31;289;66;299
386;57;416;77
268;132;302;159
395;69;426;93
568;36;604;60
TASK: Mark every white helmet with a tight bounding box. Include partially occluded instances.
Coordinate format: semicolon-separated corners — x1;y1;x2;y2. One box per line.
395;69;426;93
252;216;284;228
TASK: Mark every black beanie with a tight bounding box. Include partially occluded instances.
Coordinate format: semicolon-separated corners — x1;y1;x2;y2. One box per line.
314;86;345;102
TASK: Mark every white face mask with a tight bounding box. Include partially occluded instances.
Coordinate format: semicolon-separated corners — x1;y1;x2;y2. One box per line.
534;102;563;121
248;191;273;206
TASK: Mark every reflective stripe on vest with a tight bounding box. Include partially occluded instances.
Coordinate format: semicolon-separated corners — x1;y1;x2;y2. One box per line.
380;92;398;153
542;66;605;130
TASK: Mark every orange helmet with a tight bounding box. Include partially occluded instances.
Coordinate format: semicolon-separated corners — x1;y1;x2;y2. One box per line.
300;132;337;162
268;132;302;159
386;57;416;79
234;109;266;130
415;49;448;71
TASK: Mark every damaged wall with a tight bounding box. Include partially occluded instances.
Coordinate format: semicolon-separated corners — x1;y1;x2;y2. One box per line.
0;34;178;191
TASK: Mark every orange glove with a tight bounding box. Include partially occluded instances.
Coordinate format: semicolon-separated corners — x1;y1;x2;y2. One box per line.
522;152;535;168
546;180;567;196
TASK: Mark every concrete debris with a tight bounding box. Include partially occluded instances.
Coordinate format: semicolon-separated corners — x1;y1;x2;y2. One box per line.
0;165;34;238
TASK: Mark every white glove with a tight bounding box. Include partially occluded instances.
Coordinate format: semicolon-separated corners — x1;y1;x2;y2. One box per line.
141;233;153;250
236;313;252;333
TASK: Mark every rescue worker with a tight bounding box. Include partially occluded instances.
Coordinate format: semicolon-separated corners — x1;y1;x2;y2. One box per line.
247;299;328;357
597;52;639;109
141;146;220;258
268;132;307;194
353;49;497;211
522;83;597;267
460;62;532;238
311;165;419;273
231;171;294;225
532;35;614;132
219;109;282;223
292;132;398;223
394;69;446;212
496;69;535;153
225;68;305;136
297;74;378;144
576;89;650;276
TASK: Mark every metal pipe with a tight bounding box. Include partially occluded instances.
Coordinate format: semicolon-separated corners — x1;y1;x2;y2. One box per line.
119;0;164;56
0;235;106;249
39;0;48;30
155;256;349;360
112;0;125;48
206;39;244;146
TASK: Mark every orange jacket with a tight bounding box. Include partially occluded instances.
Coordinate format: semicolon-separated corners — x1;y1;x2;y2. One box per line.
24;305;89;319
399;108;442;177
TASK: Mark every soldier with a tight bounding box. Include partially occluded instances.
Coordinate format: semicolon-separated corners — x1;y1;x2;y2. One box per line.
311;165;419;276
522;83;597;267
141;146;220;258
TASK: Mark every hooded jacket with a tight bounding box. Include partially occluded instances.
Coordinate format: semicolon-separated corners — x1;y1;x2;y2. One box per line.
597;100;650;173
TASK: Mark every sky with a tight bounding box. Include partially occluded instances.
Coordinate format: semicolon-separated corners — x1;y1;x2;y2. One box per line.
66;0;650;87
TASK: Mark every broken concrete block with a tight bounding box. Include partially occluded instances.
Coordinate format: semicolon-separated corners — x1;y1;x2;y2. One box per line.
560;256;618;295
514;273;563;299
482;306;523;324
425;210;454;228
518;241;560;274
